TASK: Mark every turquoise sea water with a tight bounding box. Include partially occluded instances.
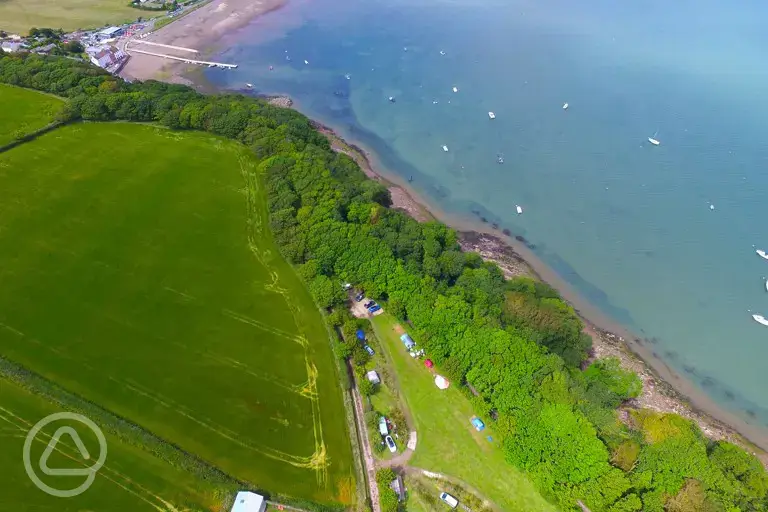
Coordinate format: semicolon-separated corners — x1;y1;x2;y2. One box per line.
208;0;768;430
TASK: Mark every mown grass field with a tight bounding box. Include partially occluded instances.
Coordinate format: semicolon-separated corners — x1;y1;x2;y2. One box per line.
0;378;234;512
371;313;555;512
0;84;63;146
0;0;139;34
0;121;354;506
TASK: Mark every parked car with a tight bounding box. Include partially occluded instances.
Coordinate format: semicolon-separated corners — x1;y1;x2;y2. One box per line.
355;292;365;302
364;300;376;308
364;345;375;356
378;416;389;436
439;492;459;509
342;282;352;290
385;435;397;453
368;304;382;313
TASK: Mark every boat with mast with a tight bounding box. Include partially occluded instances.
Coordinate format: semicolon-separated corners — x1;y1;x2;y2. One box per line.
648;130;661;146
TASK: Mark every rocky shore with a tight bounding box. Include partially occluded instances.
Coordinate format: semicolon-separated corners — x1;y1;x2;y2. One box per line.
299;111;768;466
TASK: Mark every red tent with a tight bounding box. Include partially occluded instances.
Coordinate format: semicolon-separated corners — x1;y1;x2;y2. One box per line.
424;359;434;368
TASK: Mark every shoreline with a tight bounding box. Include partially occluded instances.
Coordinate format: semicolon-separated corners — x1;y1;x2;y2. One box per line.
311;118;768;462
120;0;287;84
118;0;768;461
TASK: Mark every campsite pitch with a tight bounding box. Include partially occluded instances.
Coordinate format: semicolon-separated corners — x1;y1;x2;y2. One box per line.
0;121;354;506
0;84;62;146
371;313;556;512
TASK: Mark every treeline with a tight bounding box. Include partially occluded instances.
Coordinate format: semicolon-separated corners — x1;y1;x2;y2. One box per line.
2;52;767;511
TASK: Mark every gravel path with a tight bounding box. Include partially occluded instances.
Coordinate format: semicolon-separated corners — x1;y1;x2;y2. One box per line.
351;380;381;512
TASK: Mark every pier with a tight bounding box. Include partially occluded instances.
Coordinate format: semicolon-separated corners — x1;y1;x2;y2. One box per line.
124;42;237;68
130;40;199;54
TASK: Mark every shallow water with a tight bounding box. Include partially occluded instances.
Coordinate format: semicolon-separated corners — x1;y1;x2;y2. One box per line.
208;0;768;430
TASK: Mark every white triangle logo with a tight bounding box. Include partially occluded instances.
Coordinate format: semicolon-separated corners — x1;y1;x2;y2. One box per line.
39;426;93;476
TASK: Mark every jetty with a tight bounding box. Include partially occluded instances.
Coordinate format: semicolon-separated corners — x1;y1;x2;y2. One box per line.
125;40;237;68
130;40;199;54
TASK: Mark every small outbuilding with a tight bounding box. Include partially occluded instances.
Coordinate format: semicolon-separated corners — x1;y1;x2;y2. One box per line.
400;333;416;350
1;41;24;53
390;475;406;502
356;329;366;341
366;370;381;385
230;491;266;512
424;359;434;369
99;26;124;38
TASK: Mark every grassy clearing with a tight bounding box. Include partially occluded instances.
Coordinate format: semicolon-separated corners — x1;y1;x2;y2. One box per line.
370;313;555;512
0;377;234;511
0;0;139;34
0;84;63;146
0;122;353;506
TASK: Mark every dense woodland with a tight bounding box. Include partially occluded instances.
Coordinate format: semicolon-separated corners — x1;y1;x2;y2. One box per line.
2;52;767;511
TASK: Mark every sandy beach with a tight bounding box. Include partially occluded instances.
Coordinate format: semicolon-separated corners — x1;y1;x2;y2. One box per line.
120;0;286;84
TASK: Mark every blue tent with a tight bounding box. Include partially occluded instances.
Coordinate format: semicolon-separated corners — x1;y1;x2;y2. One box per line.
356;329;366;341
471;418;486;431
400;333;415;349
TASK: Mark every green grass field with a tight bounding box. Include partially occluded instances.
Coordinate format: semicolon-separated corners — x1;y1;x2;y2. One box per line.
0;122;354;506
0;378;235;511
371;313;555;512
0;84;63;146
0;0;139;34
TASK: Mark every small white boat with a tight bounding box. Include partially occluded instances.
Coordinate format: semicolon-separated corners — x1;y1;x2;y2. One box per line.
709;203;715;211
516;205;523;215
765;279;768;292
757;249;768;260
304;59;309;64
432;100;438;104
388;96;396;103
442;145;449;152
440;50;446;55
753;314;768;327
246;83;253;88
562;102;569;110
452;86;459;93
488;112;496;119
648;130;660;146
344;73;351;80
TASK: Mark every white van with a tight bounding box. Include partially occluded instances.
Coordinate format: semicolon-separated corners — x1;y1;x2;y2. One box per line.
378;416;389;436
439;492;458;509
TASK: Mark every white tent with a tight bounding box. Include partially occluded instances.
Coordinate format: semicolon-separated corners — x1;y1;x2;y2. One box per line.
434;375;450;390
230;491;266;512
